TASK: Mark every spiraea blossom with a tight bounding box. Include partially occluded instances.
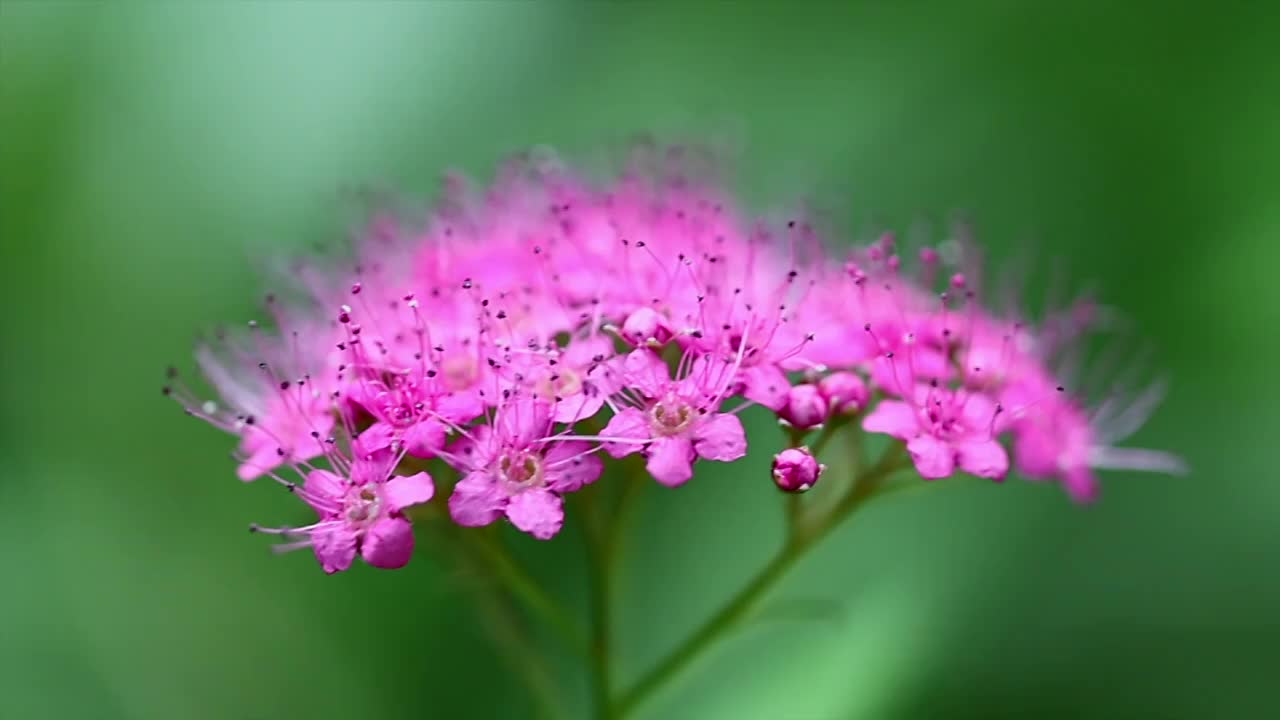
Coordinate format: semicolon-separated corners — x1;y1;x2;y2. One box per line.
167;143;1183;574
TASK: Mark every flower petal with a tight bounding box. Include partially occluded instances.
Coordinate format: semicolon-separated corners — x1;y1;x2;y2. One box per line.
646;436;695;487
622;349;671;398
382;472;435;513
303;470;345;516
600;407;651;457
956;438;1009;480
360;516;415;569
907;434;956;479
862;400;919;440
353;422;396;459
404;419;447;458
505;489;564;540
1063;467;1099;504
497;399;553;448
693;413;747;462
740;364;790;411
437;390;485;424
543;441;603;493
312;527;358;575
448;471;506;527
552;390;606;424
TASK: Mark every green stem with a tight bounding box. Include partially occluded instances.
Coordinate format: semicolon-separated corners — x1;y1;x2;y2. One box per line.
585;518;614;720
615;446;908;718
469;572;570;720
437;521;569;720
585;463;646;719
469;526;588;657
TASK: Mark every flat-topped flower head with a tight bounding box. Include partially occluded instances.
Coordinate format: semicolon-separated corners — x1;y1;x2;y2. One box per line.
446;398;603;539
599;349;747;487
169;141;1184;578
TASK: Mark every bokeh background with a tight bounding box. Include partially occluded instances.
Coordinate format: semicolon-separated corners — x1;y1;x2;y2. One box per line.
3;2;1277;718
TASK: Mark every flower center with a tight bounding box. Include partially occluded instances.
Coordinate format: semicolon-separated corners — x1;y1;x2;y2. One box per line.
497;450;545;490
535;368;583;401
649;395;695;436
441;354;479;392
344;486;383;527
922;400;964;438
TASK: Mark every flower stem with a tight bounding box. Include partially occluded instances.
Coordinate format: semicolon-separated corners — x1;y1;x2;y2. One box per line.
470;526;588;658
585;462;646;719
614;445;907;718
585;520;615;720
436;521;569;720
469;570;571;720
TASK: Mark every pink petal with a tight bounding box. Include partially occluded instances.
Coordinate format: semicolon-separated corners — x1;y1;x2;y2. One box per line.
353;422;395;459
564;335;615;366
1063;467;1099;504
959;392;1001;432
312;527;358;574
448;425;496;468
956;438;1009;480
303;470;345;516
404;419;447;458
693;413;747;462
448;471;506;527
862;400;920;440
906;434;956;479
437;390;485;424
552;391;606;424
543;441;603;492
622;349;671;398
504;488;564;540
646;436;695;487
740;364;790;411
382;472;435;513
360;517;415;569
236;443;280;481
600;407;651;458
497;399;552;448
349;457;391;486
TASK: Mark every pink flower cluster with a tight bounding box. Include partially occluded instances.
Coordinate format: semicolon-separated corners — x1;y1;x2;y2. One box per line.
166;145;1182;573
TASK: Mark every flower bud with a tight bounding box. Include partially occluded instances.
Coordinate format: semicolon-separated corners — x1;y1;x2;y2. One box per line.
779;384;828;430
772;447;825;493
818;371;868;416
621;307;673;347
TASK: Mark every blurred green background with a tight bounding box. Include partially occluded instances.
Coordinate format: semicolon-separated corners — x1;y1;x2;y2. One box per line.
3;2;1277;718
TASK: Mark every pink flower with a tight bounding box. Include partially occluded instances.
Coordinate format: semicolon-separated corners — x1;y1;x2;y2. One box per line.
511;334;617;425
170;140;1186;571
862;384;1008;480
251;460;435;574
621;306;675;347
599;349;747;486
233;392;335;481
347;372;482;460
772;447;825;492
779;384;828;430
446;399;603;539
1012;382;1186;503
818;371;868;416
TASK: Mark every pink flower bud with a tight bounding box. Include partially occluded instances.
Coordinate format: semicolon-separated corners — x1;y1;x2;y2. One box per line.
772;447;825;493
621;307;673;346
818;372;868;415
779;384;828;429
